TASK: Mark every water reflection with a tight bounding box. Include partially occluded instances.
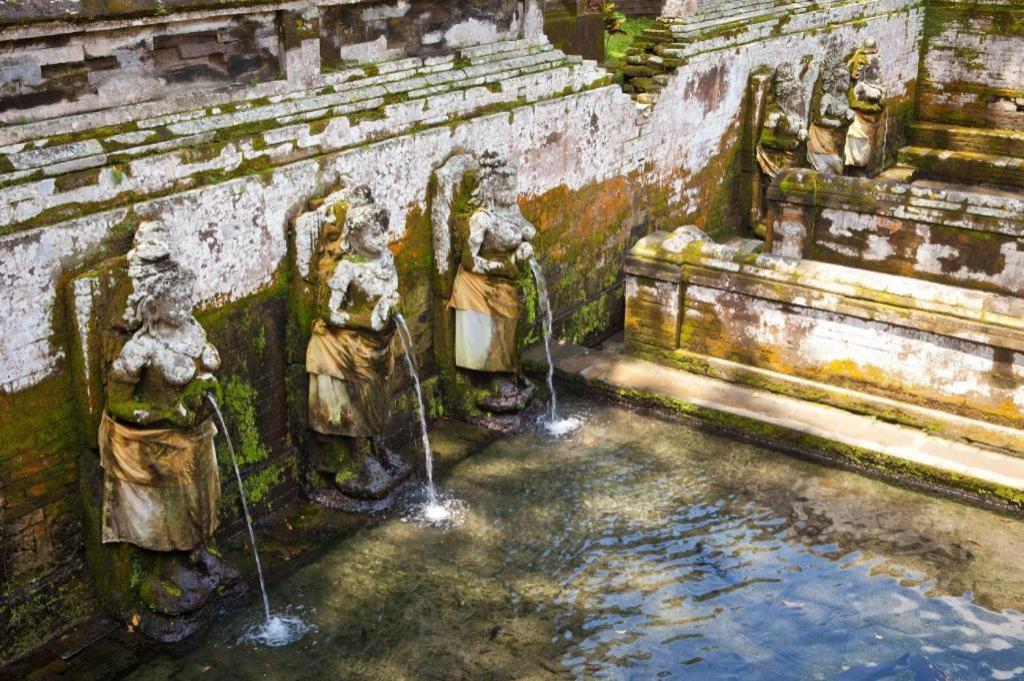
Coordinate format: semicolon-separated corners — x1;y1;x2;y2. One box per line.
125;398;1024;680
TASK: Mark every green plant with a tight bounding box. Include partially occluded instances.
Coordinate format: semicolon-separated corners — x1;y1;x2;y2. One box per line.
588;1;627;37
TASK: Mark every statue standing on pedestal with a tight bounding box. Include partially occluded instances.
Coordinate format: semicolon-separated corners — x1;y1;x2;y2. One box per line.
844;38;887;175
100;220;241;641
305;185;410;510
808;60;855;175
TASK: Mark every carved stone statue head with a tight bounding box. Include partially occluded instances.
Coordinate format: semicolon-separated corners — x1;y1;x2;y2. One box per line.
474;151;519;208
773;64;804;115
344;185;390;257
823;61;851;98
124;221;195;333
859;51;881;84
850;37;881;82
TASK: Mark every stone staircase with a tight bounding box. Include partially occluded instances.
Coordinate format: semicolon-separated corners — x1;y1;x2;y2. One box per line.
0;40;611;233
619;0;901;101
899;122;1024;191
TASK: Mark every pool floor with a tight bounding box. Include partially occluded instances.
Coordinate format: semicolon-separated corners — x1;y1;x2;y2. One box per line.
124;397;1024;680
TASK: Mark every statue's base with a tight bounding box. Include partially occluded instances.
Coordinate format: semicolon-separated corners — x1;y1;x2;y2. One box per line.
309;479;416;513
132;546;247;643
306;439;414;513
465;388;546;435
449;370;542;434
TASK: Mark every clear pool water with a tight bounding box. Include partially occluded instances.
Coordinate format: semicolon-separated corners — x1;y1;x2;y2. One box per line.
127;398;1024;680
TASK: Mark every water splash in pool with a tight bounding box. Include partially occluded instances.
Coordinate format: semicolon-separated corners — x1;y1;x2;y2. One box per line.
239;612;316;648
529;258;580;437
207;394;312;647
395;313;454;524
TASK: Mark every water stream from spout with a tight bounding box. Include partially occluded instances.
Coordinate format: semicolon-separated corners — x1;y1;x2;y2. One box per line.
206;393;312;646
529;258;580;436
394;313;451;523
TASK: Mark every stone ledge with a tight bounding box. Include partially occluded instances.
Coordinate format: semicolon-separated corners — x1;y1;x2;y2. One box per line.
767;169;1024;236
525;341;1024;510
0;47;613;235
764;169;1024;298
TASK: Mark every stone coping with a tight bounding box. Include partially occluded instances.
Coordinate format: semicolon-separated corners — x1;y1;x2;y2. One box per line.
767;169;1024;237
2;0;400;34
0;39;553;147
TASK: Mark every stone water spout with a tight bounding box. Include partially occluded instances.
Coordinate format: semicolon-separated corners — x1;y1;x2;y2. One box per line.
96;220;243;641
808;60;855;175
844;37;888;175
430;151;539;431
303;185;411;511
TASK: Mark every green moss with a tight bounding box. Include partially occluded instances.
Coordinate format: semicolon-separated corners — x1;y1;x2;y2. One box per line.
218;376;269;468
242;463;285;505
606;18;656;63
42;121;141;148
53;167;103;193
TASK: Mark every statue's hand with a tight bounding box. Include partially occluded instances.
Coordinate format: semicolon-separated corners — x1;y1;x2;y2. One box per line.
329;310;350;327
514;242;534;263
201;342;220;372
797;127;808;141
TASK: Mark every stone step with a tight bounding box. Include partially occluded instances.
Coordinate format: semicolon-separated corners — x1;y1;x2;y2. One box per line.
907;122;1024;159
0;39;548;150
898;146;1024;191
524;343;1024;497
0;48;577;182
0;55;612;231
876;163;918;183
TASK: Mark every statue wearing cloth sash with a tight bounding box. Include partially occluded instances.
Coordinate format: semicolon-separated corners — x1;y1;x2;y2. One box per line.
98;220;242;641
305;185;410;509
449;152;536;372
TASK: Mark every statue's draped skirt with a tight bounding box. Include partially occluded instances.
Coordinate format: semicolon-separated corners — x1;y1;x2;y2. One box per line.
449;267;521;373
755;145;801;179
844;110;881;168
306;319;394;437
808;123;848;175
99;413;220;551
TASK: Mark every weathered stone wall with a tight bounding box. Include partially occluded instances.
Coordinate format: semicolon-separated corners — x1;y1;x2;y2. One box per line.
0;0;922;662
0;13;282;121
619;0;922;232
624;227;1024;429
616;0;666;16
320;0;523;67
917;0;1024;130
765;169;1024;297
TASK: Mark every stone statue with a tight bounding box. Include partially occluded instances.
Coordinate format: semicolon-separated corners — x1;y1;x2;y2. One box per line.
757;63;808;178
807;60;855;175
305;185;410;510
447;151;537;417
754;63;808;233
100;220;241;641
844;38;887;174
